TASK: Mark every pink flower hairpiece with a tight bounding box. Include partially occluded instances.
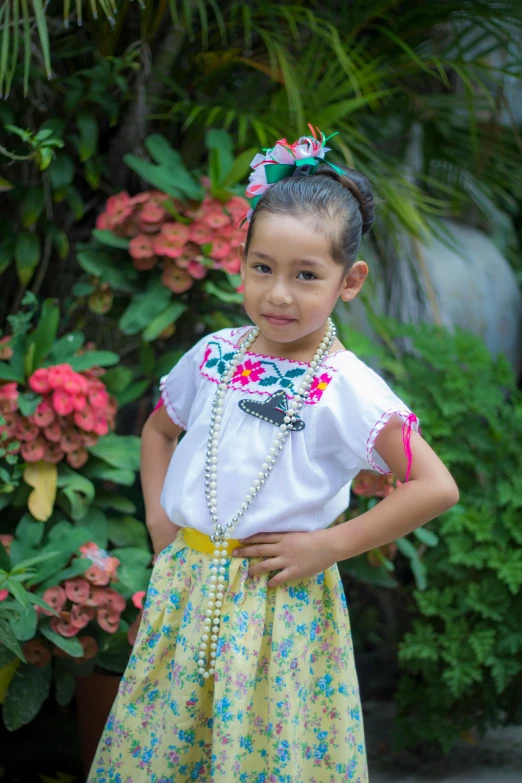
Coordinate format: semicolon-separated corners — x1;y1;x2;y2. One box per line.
244;124;341;221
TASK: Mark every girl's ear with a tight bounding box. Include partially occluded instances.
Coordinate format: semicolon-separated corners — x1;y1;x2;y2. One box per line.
339;260;368;302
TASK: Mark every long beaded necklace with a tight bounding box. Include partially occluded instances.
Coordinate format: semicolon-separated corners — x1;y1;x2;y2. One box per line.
197;317;337;679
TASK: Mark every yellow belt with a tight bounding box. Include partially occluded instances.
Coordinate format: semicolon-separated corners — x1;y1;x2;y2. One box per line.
181;527;242;556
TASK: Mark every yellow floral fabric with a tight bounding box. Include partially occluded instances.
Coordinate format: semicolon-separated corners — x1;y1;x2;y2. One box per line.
88;529;368;782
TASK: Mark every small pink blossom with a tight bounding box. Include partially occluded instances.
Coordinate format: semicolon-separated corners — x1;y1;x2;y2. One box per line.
0;589;8;601
47;364;72;390
161;263;193;294
23;640;51;667
66;447;89;469
15;419;39;442
65;577;90;603
74;408;95;432
51;611;80;637
209;238;231;260
28;368;50;394
29;399;55;428
132;591;146;610
103;588;126;613
88;387;109;410
0;336;13;360
70;603;96;629
105;192;134;225
222;256;241;275
51;389;74;416
97;606;121;633
187;260;207;279
42;586;67;615
188;222;213;245
60;427;82;453
21;436;47;462
0;534;13;553
43;421;62;442
204;210;230;229
43;441;64;463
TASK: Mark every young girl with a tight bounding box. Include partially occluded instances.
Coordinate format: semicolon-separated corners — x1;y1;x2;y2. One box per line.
88;130;458;783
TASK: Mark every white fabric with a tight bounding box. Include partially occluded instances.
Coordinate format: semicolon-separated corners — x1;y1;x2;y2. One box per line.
159;326;419;538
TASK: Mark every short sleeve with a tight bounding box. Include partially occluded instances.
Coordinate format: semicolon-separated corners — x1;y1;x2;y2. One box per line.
158;333;210;430
324;354;420;477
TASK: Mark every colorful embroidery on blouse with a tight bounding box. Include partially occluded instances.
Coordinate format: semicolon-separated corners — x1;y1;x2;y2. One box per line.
199;333;336;404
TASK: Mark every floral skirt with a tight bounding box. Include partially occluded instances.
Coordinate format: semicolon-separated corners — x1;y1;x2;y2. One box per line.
88;527;368;783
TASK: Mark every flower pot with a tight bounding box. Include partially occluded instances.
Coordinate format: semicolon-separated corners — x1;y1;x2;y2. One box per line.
75;670;120;777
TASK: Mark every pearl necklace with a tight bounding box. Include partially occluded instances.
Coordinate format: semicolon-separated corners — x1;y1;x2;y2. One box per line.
197;317;336;679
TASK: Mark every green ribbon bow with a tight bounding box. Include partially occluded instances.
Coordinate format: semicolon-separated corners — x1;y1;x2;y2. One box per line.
251;155;345;210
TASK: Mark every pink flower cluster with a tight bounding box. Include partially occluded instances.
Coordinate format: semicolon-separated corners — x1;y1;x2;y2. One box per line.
40;542;123;637
95;189;249;294
0;363;117;467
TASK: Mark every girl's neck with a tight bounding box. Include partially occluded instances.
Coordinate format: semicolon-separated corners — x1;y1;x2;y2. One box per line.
244;325;345;362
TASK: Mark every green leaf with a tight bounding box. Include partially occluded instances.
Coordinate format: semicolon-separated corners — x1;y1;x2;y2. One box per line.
52;557;93;584
142;301;187;342
21;187;45;228
206;129;234;188
102;366;133;395
11;605;37;641
396;537;427;591
123;153;203;201
108;516;148;548
49;225;70;260
15;232;40;286
46;332;84;362
77;112;98;162
56;464;95;521
81;458;135;487
48;152;75;192
68;351;120;372
87;434;140;471
0;618;25;661
413;527;440;547
92;229;130;250
3;663;52;730
74;508;108;549
96;630;131;674
16;391;41;417
221;147;258;188
30;298;60;369
94;491;136;515
203;280;243;304
55;667;76;706
0;362;24;382
15;513;44;548
39;620;83;657
144;134;183;169
119;277;171;336
72;281;96;297
0;237;15;274
114;379;149;408
0;540;11;571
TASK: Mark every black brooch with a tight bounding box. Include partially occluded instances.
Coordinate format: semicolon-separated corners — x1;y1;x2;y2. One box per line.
238;390;305;431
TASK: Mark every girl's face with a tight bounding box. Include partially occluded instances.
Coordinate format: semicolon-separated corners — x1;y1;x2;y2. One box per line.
240;213;367;352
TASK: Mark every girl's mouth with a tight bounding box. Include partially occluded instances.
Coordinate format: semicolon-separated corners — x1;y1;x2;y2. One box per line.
263;315;296;326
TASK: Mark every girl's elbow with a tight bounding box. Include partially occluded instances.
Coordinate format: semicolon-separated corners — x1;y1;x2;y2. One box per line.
440;478;459;511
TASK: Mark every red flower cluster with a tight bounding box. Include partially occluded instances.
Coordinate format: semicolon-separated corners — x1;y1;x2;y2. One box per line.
0;363;117;467
95;189;249;294
41;542;123;637
352;470;398;498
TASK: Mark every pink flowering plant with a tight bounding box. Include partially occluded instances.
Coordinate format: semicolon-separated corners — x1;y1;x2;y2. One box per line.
75;131;253;341
0;296;152;730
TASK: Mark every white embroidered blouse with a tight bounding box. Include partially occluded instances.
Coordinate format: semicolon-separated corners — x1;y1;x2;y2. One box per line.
158;325;419;538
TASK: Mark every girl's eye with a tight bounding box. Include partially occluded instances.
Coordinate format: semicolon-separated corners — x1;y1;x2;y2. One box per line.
298;271;317;281
254;264;271;274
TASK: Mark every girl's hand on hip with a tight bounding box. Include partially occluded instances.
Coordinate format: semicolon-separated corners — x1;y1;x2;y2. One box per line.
232;529;339;588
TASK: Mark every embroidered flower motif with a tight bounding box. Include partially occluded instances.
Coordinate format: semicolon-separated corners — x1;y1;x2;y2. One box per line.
232;359;266;386
308;372;332;402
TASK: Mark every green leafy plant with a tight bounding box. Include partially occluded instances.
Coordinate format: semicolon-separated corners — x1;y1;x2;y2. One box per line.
338;316;522;752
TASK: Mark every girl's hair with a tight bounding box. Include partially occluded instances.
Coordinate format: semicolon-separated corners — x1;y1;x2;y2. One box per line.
245;165;375;272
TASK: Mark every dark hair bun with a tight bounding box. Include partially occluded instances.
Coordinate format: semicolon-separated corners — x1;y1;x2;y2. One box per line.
316;164;375;235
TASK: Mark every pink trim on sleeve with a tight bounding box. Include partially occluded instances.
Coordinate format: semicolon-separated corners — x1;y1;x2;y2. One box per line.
366;409;419;479
158;377;187;430
153;396;164;412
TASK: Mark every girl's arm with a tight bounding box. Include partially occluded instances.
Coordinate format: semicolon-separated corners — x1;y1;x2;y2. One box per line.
333;416;459;561
141;404;184;555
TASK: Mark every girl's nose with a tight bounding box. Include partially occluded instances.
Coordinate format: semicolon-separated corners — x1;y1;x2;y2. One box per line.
268;280;292;305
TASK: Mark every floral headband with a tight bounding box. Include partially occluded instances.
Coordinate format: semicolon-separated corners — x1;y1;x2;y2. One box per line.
244;125;344;221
